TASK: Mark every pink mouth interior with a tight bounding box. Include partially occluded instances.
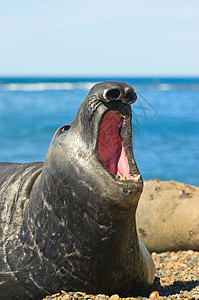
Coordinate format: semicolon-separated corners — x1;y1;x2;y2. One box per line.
98;111;132;180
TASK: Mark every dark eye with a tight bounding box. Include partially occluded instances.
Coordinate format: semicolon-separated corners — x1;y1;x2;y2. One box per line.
60;124;71;133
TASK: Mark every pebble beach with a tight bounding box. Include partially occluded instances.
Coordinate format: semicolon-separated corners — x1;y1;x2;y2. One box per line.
43;250;199;300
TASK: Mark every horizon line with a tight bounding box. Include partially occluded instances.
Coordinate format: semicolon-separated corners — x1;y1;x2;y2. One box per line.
1;74;199;79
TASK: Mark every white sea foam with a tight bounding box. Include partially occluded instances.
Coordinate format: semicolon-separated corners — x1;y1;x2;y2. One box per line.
0;81;98;92
1;81;199;92
158;83;172;91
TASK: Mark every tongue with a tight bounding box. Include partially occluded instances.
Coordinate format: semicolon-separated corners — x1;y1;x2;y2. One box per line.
98;111;131;179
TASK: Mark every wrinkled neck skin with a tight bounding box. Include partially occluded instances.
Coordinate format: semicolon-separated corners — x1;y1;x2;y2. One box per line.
19;95;152;296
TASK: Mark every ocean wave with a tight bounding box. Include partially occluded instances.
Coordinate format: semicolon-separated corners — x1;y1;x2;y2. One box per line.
0;81;98;92
1;81;199;92
135;83;199;91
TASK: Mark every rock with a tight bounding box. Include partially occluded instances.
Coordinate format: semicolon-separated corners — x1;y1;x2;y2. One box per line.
109;294;120;300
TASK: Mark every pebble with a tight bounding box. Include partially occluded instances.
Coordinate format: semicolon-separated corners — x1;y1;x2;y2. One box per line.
43;250;199;300
109;295;120;300
149;291;159;298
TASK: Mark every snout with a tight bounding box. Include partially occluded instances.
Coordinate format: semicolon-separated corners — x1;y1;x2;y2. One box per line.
103;85;137;104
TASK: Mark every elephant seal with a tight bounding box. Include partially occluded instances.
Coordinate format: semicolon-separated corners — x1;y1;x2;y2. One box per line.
0;81;155;299
137;179;199;253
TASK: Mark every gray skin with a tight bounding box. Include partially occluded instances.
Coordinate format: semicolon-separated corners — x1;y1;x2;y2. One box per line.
0;81;155;300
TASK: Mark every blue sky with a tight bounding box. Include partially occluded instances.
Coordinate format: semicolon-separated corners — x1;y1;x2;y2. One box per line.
0;0;199;76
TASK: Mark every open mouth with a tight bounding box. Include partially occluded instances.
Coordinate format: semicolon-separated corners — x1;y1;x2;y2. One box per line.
97;111;140;182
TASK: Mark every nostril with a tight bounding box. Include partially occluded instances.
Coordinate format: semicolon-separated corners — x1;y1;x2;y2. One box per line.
105;89;121;101
123;91;137;104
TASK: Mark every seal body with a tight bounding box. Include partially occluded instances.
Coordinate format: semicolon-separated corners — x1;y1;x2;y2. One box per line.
137;180;199;253
0;81;155;299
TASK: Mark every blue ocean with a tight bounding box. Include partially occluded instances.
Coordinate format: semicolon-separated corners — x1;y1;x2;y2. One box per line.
0;77;198;186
